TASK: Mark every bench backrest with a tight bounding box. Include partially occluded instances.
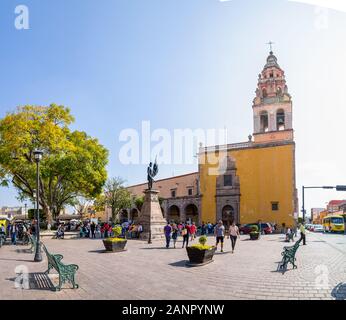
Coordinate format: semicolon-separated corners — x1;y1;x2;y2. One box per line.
41;243;61;272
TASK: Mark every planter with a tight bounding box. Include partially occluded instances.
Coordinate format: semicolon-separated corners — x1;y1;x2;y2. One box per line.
103;239;127;252
186;246;216;266
250;232;260;240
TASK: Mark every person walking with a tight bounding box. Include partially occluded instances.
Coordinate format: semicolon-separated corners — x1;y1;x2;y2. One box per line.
207;222;212;235
214;220;225;252
137;224;143;238
0;224;5;236
201;222;207;236
181;223;190;248
164;222;172;249
171;223;178;248
299;223;306;245
10;222;18;245
190;222;197;241
90;222;96;239
228;221;240;253
104;222;109;238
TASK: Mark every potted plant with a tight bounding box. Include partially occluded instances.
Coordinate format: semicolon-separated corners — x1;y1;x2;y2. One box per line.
103;225;127;252
186;235;216;266
249;225;260;240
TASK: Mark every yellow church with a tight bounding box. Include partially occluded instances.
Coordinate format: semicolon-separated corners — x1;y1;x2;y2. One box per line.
127;51;298;228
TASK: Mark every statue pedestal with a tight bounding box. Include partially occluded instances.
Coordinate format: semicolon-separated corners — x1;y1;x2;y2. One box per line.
138;189;167;241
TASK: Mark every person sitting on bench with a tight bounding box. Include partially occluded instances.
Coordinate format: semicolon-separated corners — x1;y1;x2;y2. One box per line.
285;227;294;242
56;224;65;239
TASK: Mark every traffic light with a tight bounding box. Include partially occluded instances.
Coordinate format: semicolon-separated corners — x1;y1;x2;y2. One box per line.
336;185;346;191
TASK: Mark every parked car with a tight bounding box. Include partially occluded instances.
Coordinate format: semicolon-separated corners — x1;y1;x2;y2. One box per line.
305;224;313;231
260;223;273;234
239;223;273;235
239;224;254;235
312;224;324;232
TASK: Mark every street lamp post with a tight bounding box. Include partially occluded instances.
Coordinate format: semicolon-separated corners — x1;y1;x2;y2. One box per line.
33;150;43;262
24;203;27;221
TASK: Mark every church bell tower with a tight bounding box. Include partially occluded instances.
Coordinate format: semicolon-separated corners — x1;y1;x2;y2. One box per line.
252;50;293;143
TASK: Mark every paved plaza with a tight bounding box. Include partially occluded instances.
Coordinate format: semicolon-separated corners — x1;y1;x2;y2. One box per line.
0;232;345;300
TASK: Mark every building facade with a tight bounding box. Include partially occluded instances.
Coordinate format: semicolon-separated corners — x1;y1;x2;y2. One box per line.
127;51;298;228
327;200;346;214
127;172;200;223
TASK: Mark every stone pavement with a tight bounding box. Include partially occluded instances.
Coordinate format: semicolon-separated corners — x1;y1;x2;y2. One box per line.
0;232;345;300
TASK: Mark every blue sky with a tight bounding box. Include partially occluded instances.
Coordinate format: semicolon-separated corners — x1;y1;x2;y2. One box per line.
1;0;346;216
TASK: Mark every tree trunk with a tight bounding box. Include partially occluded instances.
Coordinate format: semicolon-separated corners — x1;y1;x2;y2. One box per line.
112;207;117;222
43;205;53;226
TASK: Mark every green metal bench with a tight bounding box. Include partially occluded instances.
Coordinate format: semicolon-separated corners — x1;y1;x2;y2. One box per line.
278;238;302;271
41;242;79;291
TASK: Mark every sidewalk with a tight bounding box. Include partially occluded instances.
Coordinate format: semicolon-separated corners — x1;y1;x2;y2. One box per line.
0;232;345;300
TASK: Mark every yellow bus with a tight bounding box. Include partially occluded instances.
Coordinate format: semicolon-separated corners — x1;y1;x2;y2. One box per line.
323;215;345;233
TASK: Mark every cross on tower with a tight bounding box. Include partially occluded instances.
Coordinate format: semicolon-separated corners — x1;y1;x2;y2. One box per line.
267;41;275;53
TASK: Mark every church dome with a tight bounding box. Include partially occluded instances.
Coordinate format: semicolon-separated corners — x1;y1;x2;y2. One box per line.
264;51;280;69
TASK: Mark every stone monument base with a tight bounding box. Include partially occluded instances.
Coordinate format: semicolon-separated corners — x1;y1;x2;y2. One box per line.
138;189;167;241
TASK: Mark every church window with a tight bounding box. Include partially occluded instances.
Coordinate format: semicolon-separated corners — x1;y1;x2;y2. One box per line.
272;202;279;211
224;175;233;187
270;72;274;78
276;87;282;96
260;111;269;133
187;188;193;196
262;88;267;98
276;109;285;131
171;189;177;198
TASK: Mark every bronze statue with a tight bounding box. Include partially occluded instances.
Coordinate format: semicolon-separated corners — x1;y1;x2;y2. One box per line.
147;159;159;190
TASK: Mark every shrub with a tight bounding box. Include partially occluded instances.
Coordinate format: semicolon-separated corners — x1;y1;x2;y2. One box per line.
250;225;259;233
104;238;127;243
199;235;207;246
190;244;213;250
112;225;122;238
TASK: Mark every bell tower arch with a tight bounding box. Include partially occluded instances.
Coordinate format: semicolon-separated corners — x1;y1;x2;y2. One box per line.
252;51;293;143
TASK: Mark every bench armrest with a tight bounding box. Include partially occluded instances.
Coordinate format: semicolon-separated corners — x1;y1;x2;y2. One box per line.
54;254;64;262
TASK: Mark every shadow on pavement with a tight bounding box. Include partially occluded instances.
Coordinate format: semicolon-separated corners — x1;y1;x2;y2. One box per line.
6;272;56;291
331;283;346;300
169;260;189;268
16;248;33;254
139;247;177;250
88;249;128;254
0;257;34;263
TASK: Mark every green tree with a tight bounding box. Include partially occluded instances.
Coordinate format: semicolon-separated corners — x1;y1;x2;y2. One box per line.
0;104;108;224
298;217;304;224
95;177;132;221
134;196;144;211
28;208;45;221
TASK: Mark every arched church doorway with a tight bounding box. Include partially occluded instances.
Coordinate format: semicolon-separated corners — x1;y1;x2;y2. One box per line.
185;204;199;224
119;209;128;223
130;208;139;222
222;205;235;229
168;205;180;223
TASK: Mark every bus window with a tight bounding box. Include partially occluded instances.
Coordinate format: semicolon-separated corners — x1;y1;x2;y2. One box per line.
331;217;343;224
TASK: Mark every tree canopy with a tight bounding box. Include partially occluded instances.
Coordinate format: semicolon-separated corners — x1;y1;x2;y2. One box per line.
0;104;109;224
95;177;132;221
